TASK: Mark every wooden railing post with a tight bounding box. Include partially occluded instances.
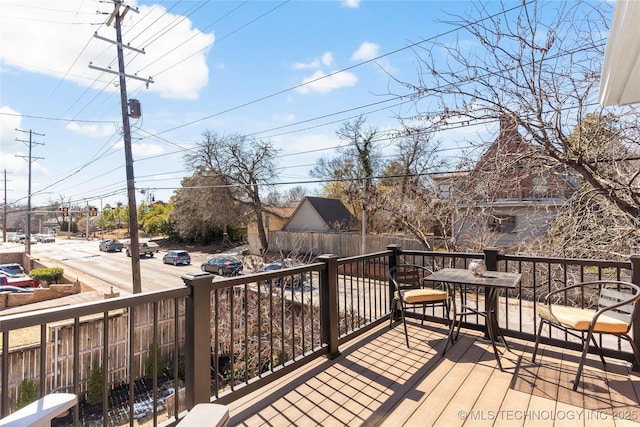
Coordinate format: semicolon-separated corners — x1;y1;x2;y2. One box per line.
630;254;640;370
182;273;214;407
483;247;500;271
318;254;340;359
483;247;501;332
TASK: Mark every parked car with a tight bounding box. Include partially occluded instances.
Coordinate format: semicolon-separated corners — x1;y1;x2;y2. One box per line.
21;234;37;244
0;274;39;288
0;263;26;278
201;257;243;276
36;234;55;243
8;233;23;243
125;242;159;257
163;250;191;266
259;258;309;289
99;239;124;252
0;285;34;293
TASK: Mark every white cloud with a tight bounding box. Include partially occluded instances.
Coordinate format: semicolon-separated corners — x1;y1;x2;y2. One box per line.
351;42;379;61
0;107;23;152
0;107;51;200
66;122;116;138
293;59;321;70
293;52;333;70
342;0;362;8
0;1;213;101
296;70;358;95
321;52;334;67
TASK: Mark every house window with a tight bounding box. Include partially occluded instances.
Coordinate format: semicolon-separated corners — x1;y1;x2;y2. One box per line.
531;177;548;197
488;214;516;233
438;183;450;198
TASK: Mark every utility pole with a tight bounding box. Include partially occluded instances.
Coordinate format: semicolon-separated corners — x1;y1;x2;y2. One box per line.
15;129;44;255
90;1;152;293
85;201;89;239
2;170;8;242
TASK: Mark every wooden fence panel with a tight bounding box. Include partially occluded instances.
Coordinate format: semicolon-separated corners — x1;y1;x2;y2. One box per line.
1;302;185;407
267;231;429;258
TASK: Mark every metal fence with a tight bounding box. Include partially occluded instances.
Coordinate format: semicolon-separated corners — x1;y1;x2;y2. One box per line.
1;245;638;426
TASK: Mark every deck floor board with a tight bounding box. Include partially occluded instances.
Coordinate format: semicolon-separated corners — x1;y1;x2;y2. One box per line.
227;322;640;426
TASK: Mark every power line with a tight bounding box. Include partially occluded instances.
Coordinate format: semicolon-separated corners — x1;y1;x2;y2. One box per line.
15;128;45;254
5;0;609;206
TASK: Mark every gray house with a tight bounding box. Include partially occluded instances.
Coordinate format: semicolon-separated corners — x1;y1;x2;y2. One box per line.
282;197;356;233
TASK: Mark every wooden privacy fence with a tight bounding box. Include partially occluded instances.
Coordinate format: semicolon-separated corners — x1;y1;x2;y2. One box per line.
267;231;431;258
1;300;185;408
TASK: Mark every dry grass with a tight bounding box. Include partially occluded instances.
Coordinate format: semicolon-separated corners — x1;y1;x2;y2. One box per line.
0;325;42;350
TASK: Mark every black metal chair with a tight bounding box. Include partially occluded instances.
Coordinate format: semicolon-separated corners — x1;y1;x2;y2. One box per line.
532;280;640;391
389;264;452;349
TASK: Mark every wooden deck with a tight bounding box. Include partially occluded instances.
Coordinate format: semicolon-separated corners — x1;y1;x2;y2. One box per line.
227;320;640;426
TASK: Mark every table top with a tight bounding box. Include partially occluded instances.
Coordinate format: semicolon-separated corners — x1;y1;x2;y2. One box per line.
427;268;521;289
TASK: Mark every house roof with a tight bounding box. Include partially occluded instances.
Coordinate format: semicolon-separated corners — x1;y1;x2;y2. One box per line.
285;196;356;232
600;0;640;106
472;114;537;174
462;114;578;201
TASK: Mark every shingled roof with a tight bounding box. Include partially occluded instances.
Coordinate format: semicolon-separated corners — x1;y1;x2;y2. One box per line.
283;196;357;232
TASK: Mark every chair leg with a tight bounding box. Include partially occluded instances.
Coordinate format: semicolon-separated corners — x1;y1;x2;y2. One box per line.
573;330;594;391
400;304;410;348
623;334;640;368
532;318;545;363
588;333;607;367
390;298;399;329
443;297;455;356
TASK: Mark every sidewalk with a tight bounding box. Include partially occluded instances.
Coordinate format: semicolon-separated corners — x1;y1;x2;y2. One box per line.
1;255;128;316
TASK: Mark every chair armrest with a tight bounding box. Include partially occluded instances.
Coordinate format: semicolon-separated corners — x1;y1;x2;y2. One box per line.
541;280;628;303
541;281;640;328
590;284;640;326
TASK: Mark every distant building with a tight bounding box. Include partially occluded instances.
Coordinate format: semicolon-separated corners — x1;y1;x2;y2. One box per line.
282;196;357;233
246;204;296;255
437;115;579;249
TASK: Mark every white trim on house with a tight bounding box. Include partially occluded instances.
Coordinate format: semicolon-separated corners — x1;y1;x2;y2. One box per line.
600;0;640;106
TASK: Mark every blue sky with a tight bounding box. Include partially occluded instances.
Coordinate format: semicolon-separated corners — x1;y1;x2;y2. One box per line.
0;0;608;209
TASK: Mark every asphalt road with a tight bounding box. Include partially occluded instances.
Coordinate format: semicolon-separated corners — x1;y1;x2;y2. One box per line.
2;238;240;293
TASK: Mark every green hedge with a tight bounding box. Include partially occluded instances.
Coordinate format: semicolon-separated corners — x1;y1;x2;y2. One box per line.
87;360;103;405
16;379;38;409
29;267;64;284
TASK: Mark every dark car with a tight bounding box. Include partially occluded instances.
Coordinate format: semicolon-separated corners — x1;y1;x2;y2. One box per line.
259;258;309;289
99;239;124;252
201;257;243;276
0;285;34;293
0;263;26;278
162;250;191;266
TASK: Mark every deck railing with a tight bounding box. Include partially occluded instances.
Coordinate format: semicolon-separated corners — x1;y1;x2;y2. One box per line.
1;246;639;426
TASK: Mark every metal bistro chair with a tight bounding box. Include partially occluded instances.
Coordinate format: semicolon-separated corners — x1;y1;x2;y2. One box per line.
389;264;452;349
532;280;640;391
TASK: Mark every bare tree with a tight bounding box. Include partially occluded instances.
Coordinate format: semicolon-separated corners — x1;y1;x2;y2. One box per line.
393;0;640;256
376;123;448;243
543;113;640;259
311;116;382;230
185;131;279;252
